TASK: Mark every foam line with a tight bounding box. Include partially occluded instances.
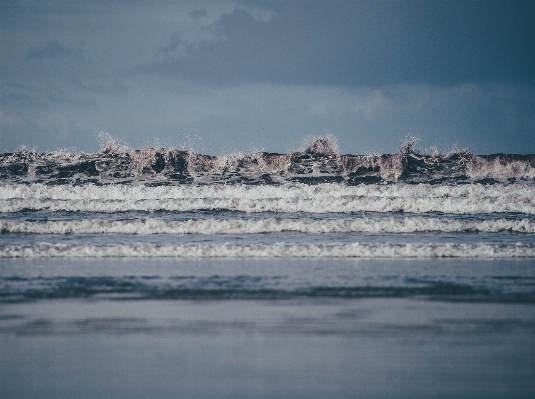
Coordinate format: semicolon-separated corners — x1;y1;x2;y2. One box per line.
1;242;534;258
1;183;534;214
1;217;534;234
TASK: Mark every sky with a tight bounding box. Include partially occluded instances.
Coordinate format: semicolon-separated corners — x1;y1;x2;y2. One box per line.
1;0;534;155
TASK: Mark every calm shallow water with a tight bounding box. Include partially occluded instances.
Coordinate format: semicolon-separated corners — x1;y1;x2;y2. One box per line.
1;258;534;399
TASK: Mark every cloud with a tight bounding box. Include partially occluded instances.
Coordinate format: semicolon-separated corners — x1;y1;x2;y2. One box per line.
85;82;535;154
0;110;22;126
72;79;129;96
160;35;182;53
7;92;47;107
189;9;208;20
1;1;534;155
138;1;535;88
26;41;84;61
2;80;534;154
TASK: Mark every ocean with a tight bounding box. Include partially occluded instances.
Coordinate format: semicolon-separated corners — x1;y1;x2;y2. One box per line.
1;138;535;398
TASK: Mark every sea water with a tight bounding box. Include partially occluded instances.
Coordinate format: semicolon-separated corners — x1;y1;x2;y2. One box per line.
1;138;534;398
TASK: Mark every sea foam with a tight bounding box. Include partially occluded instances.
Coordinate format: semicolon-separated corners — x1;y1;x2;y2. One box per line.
1;217;534;235
1;242;534;258
1;183;534;214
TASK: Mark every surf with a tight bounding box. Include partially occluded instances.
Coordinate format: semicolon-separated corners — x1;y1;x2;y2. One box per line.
2;137;534;186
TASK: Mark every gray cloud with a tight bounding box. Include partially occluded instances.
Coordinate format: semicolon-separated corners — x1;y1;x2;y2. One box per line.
26;41;84;61
1;0;535;154
190;9;208;20
140;1;535;87
8;92;47;108
160;35;182;54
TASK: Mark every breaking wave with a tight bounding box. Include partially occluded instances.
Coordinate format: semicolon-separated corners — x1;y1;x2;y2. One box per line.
2;137;534;186
2;137;534;260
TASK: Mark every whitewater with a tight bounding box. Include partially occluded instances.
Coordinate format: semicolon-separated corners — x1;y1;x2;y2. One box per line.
1;137;534;259
2;183;535;214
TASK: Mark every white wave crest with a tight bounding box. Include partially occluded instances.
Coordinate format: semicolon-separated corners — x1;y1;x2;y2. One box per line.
1;183;535;214
469;156;535;180
1;242;533;258
1;217;534;235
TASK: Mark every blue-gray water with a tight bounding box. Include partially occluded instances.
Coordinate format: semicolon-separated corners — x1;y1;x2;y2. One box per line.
1;141;535;398
1;258;535;399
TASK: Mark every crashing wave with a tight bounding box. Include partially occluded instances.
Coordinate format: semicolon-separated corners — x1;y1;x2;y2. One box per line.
1;137;534;186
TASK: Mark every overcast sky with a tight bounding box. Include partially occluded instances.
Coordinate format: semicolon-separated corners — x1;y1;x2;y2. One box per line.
1;0;534;155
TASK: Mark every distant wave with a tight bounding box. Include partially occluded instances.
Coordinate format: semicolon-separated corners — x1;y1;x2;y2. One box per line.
2;217;534;235
2;183;535;214
2;137;534;186
1;242;534;258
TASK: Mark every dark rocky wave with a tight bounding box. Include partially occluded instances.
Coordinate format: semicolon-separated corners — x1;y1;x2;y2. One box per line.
1;138;534;186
